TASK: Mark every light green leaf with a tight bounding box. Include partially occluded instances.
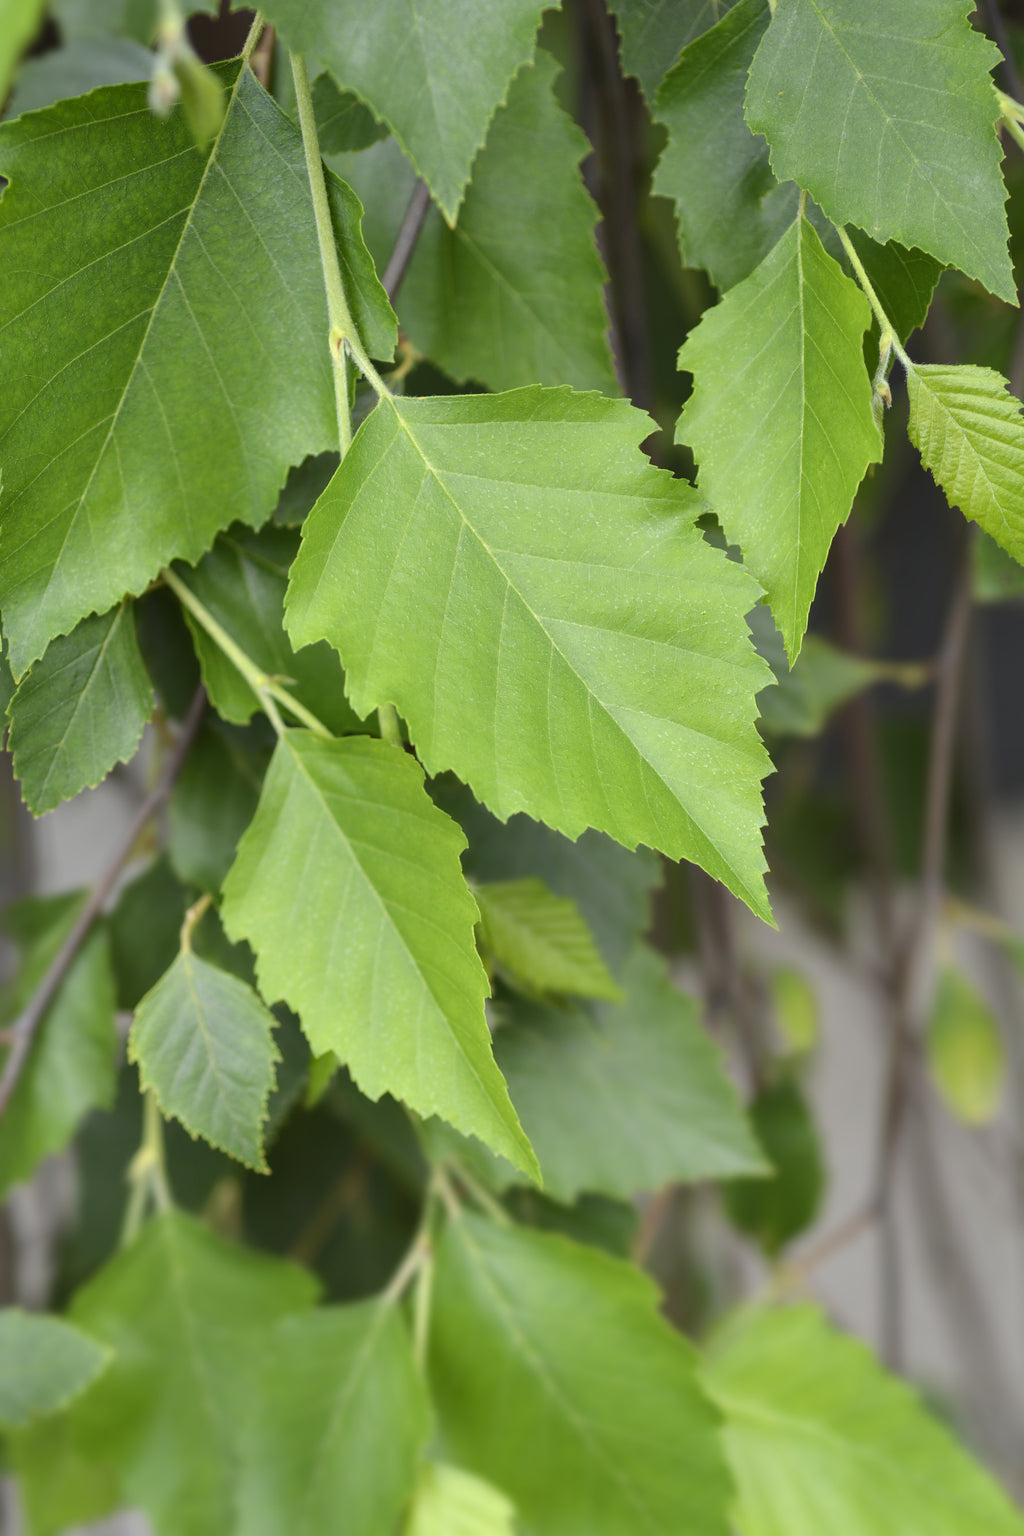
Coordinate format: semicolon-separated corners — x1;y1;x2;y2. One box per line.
926;966;1005;1126
129;951;280;1170
397;52;617;394
8;601;154;814
678;216;881;659
703;1303;1024;1536
653;0;796;292
0;896;117;1200
286;387;773;920
769;965;819;1056
259;0;547;221
0;65;394;677
0;0;45;100
221;731;537;1179
175;525;360;735
476;878;621;1001
433;780;662;976
609;0;740;100
493;945;768;1202
237;1301;431;1536
429;1214;732;1536
744;0;1013;302
8;1411;120;1536
0;1311;110;1431
67;1210;318;1536
406;1462;517;1536
905;364;1024;564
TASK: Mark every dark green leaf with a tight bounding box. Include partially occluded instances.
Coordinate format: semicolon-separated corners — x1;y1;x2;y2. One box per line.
168;718;272;895
109;854;189;1011
4;36;152;118
8;601;154;814
609;0;740;100
723;1075;824;1253
312;71;388;153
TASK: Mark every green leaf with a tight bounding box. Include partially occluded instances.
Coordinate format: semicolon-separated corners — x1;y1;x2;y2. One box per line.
175;524;360;735
168;718;271;895
429;1214;733;1536
609;0;740;101
406;1462;517;1536
905;364;1024;564
493;945;768;1202
312;71;389;153
221;730;537;1179
435;780;661;975
844;229;942;348
286;387;773;919
397;52;617;394
723;1076;824;1254
744;0;1013;302
0;65;394;677
237;1301;431;1536
769;965;819;1056
65;1211;317;1536
926;966;1005;1126
703;1303;1024;1536
0;0;45;100
0;1310;110;1430
7;601;154;814
756;633;878;738
973;529;1024;602
653;0;796;293
7;1411;120;1536
109;853;189;1010
475;878;622;1001
678;216;881;659
0;896;117;1200
259;0;547;221
4;35;152;117
129;951;280;1170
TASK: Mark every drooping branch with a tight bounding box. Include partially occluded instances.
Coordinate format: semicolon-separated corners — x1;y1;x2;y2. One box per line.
0;686;207;1120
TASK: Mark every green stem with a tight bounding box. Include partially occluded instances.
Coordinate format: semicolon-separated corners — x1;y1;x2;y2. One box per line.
121;1091;173;1245
834;225;910;370
411;1247;434;1372
448;1160;511;1226
241;10;265;63
162;566;331;739
291;52;358;453
1004;112;1024;158
180;892;211;952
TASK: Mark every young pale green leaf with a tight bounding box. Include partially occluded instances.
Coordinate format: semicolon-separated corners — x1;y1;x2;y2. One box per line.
429;1214;732;1536
703;1303;1024;1536
66;1211;317;1536
475;878;621;1001
608;0;740;101
745;0;1013;302
491;944;767;1201
0;0;45;98
259;0;546;221
237;1301;431;1536
678;216;880;659
286;388;773;920
769;965;819;1057
7;601;154;814
398;52;617;394
653;0;796;292
433;780;662;975
175;525;360;735
129;951;280;1170
926;966;1005;1126
0;65;394;677
0;1311;110;1431
221;731;537;1179
905;364;1024;564
406;1462;517;1536
0;897;117;1200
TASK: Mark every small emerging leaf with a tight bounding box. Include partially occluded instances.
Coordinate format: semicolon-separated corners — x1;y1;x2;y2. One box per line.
476;878;621;1000
926;966;1005;1126
129;951;280;1170
405;1462;517;1536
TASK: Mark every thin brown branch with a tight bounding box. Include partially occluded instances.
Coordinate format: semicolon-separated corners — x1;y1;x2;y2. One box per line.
382;180;431;304
0;686;207;1120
